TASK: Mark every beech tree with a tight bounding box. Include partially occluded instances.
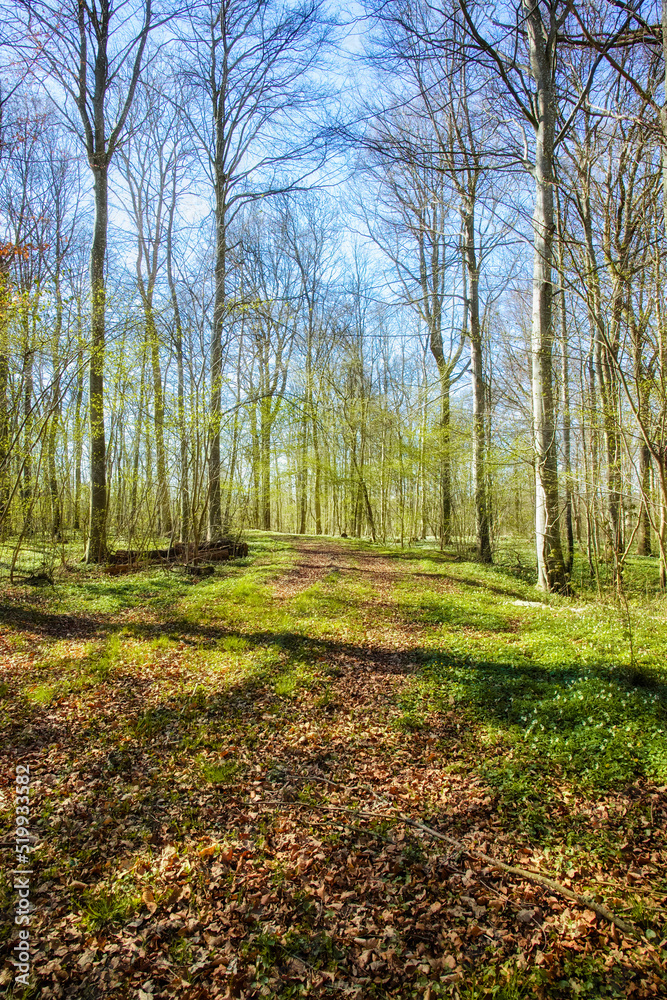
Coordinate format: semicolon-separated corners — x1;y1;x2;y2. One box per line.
181;0;328;539
16;0;156;560
361;1;503;558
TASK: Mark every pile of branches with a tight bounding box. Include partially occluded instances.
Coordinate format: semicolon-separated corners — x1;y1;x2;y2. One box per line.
105;538;248;576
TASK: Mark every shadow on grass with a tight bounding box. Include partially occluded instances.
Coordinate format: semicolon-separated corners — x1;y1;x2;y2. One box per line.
370;545;539;597
11;615;666;792
412;571;531;603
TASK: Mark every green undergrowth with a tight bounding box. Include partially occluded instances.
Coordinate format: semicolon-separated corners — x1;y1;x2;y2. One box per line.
388;547;667;858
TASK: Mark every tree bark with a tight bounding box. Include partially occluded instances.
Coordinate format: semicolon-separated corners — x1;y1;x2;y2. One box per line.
0;259;11;537
250;400;261;527
637;441;652;556
73;333;84;532
462;201;492;562
556;193;573;575
297;361;309;534
260;395;271;531
312;400;323;535
86;165;109;562
525;1;568;593
209;214;225;538
166;176;190;543
145;299;171;535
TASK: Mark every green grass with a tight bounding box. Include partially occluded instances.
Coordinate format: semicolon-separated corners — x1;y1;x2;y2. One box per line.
24;683;56;705
200;758;239;784
80;885;141;932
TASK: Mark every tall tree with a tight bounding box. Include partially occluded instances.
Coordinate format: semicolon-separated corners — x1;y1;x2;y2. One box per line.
121;85;188;538
456;0;594;590
182;0;327;539
17;0;155;560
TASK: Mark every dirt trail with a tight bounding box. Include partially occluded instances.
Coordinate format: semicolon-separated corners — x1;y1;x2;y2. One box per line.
272;537;428;667
271;538;350;598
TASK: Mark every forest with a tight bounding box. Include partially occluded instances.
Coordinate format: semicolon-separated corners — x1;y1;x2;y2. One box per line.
0;1;666;998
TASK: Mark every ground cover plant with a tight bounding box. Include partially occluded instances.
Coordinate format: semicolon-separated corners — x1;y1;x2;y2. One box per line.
1;532;666;998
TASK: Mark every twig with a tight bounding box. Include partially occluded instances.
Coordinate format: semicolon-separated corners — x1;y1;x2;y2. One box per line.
400;814;638;939
253;796;639;939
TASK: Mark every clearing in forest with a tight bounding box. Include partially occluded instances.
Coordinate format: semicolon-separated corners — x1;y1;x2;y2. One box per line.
0;533;666;998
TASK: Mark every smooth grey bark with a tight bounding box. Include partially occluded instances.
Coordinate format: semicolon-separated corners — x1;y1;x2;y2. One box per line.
457;0;571;590
87;164;108;560
166;187;191;544
462;200;492;562
524;0;568;592
555;191;573;575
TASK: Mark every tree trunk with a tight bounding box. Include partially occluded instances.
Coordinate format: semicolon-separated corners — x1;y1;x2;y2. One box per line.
440;368;451;546
463;202;492;562
209;195;226;539
86;166;109;562
0;261;10;537
167;185;190;543
297;400;308;533
312;403;323;535
223;411;239;533
659;0;667;583
637;442;652;556
73;336;84;532
596;283;623;574
556;194;573;575
21;308;33;535
525;2;568;592
260;397;271;530
250;401;261;527
145;300;171;535
130;351;146;527
175;323;191;543
47;398;61;538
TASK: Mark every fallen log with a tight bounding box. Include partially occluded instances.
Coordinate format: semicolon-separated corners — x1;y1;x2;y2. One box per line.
106;562;144;576
107;549;141;565
198;538;248;558
174;564;215;576
203;547;230;561
104;537;247;574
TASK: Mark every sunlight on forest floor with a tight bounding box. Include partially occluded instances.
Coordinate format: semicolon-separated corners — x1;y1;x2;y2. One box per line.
1;533;665;998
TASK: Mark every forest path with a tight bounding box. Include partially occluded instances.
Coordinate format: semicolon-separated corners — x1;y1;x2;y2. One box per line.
0;533;664;998
272;533;433;656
